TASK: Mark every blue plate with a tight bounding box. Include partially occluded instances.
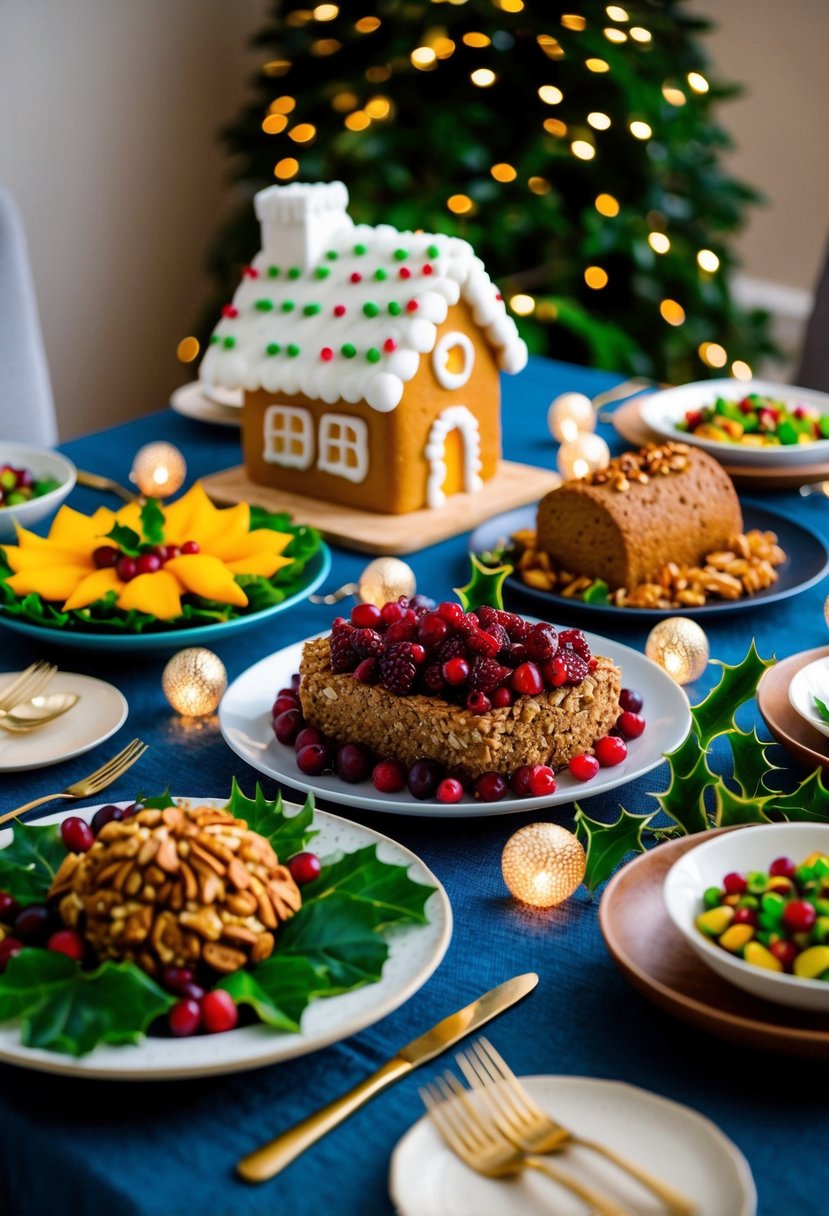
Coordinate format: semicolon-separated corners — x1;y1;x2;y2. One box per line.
0;544;331;651
469;505;829;621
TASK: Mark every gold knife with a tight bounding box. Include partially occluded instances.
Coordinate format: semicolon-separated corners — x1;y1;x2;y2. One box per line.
237;971;539;1183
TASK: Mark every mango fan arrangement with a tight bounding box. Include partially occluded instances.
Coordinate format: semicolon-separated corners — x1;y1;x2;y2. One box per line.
0;484;322;633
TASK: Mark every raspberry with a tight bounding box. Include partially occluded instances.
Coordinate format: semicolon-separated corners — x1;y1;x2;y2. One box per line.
467;629;500;658
558;628;591;661
526;623;558;662
379;642;419;694
476;606;499;630
351;627;383;659
487;623;511;653
330;631;358;673
495;610;532;641
421;662;446;693
544;650;589;687
456;612;482;636
466;691;491;714
433;634;468;665
468;658;512;695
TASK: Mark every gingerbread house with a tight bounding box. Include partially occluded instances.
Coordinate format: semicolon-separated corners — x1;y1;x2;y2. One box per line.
199;182;527;514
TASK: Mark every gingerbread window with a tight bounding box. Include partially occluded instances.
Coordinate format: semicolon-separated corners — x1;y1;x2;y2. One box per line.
263;405;314;469
432;331;475;390
317;414;369;483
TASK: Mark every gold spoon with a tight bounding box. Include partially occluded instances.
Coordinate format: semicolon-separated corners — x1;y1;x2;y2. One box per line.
0;692;80;733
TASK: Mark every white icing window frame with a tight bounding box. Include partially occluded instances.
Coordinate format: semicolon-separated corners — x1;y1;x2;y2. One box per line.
432;331;475;391
263;405;314;469
317;413;369;484
424;405;484;509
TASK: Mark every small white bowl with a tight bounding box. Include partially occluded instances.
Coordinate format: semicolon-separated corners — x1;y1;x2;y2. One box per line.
788;655;829;741
663;822;829;1012
0;442;76;541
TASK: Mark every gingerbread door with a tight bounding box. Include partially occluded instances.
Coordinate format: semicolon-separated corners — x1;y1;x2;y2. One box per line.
424;405;484;508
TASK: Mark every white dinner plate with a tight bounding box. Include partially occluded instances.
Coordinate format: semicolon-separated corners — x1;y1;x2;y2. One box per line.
0;672;127;773
640;377;829;467
170;380;242;428
0;797;451;1079
389;1075;756;1216
788;655;829;741
218;631;691;817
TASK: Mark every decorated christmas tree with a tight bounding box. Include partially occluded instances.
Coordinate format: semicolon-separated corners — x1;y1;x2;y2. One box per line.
196;0;775;383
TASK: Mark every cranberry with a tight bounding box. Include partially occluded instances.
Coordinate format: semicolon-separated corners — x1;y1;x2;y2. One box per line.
380;600;407;625
136;553;162;576
491;687;514;709
407;759;442;800
769;856;796;880
294;726;324;751
443;657;470;686
90;804;125;835
274;708;304;746
466;691;491;714
180;540;200;556
165;545;182;560
512;662;543;696
511;765;534;797
288;852;322;885
568;753;600;782
351;602;382;628
60;816;95;852
437;777;464;804
594;735;627;767
417;613;448;648
92;544;120;569
162;965;197;995
0;892;19;922
732;906;758;926
169;998;202;1037
436;601;464;626
0;937;23;971
475;772;508;802
13;905;51;942
619;688;644;714
372;759;406;793
353;658;379;684
277;686;298;699
335;743;372;783
273;695;299;717
410;594;437;613
291;673;301;691
723;872;747;895
410;644;426;664
468;629;500;658
200;989;239;1033
296;743;330;776
121;802;142;819
616;711;646;740
385;619;417;644
47;929;84;961
153;545;171;562
528;765;557;797
507;643;528;666
782;900;816;934
115;555;138;582
181;982;206;1001
16;468;33;489
771;939;799;971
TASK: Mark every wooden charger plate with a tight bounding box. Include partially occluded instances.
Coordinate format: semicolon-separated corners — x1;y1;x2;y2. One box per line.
599;828;829;1058
757;646;829;772
610;397;829;489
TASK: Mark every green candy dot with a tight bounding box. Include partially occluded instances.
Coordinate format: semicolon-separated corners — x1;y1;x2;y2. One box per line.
315;266;331;279
427;243;440;258
288;267;301;279
303;302;322;316
267;266;280;278
287;343;300;357
341;343;357;359
223;336;236;349
366;347;381;363
281;300;295;312
354;243;367;256
388;301;402;316
374;268;387;281
394;248;408;261
210;334;221;345
254;299;274;311
363;302;380;317
326;250;339;261
266;342;281;356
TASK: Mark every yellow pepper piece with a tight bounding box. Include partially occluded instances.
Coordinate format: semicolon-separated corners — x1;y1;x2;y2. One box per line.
696;906;735;938
225;552;294;578
793;945;829;980
164;554;248;607
117;570;184;620
718;924;755;954
63;568;122;611
7;565;94;602
743;941;783;972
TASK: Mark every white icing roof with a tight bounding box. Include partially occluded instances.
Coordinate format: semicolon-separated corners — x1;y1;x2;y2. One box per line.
199;190;528;414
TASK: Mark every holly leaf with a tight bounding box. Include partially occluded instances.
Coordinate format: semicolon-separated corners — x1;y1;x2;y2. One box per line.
140;499;165;546
713;784;773;828
0;821;66;903
727;726;783;799
767;768;829;823
135;787;175;811
276;894;388;993
574;805;657;894
691;641;775;747
582;579;610;605
217;956;324;1032
0;950;174;1057
815;696;829;724
105;523;141;556
455;554;511;611
225;778;317;858
303;845;434;930
652;731;714;835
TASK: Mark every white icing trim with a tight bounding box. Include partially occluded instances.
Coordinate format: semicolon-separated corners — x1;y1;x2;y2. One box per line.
432;331;475;390
425;406;484;508
263;405;314;469
318;413;369;483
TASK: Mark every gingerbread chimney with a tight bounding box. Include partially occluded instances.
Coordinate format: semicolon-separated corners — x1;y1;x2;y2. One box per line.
254;181;353;272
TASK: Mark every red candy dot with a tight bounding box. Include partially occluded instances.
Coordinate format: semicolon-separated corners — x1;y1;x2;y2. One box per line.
221;305;238;318
242;265;259;278
406;299;419;312
333;304;346;316
383;338;397;353
320;347;334;361
350;272;362;283
399;267;411;279
422;263;433;275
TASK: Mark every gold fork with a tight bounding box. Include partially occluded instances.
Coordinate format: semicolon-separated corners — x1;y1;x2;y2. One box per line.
0;739;148;826
0;661;57;716
421;1071;629;1216
458;1039;696;1216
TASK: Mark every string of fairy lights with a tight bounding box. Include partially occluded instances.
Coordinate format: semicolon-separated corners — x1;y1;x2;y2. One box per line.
178;1;754;383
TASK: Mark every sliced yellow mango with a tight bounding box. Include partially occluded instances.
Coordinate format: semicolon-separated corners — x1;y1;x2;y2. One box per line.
63;568;122;611
117;570;184;620
49;505;116;554
7;565;94;602
3;546;88;574
109;500;144;537
226;530;294;562
189;502;251;556
162;483;226;545
225;552;294;578
165;554;248;607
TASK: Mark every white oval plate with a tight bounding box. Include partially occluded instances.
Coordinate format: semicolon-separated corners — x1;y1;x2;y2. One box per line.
0;672;127;773
640;377;829;466
788;655;829;741
170;381;242;428
218;630;691;817
389;1075;756;1216
0;797;451;1079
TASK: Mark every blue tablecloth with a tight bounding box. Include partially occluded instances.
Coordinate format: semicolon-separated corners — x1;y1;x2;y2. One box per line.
1;357;827;1216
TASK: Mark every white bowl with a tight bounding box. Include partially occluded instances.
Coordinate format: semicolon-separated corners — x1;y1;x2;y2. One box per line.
663;822;829;1012
640;378;829;467
788;656;829;741
0;442;76;541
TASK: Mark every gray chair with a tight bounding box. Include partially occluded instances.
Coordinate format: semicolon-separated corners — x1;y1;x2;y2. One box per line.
0;189;58;444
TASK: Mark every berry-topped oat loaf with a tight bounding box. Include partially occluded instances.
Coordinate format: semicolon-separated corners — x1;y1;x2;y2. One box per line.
298;598;621;781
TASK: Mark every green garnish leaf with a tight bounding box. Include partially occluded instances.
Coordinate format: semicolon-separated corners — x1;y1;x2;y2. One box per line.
140;499;165;546
582;579;610;605
815;696;829;724
106;523;142;556
136;787;175;810
0;821;66;902
302;844;434;930
225;778;317;857
574;805;656;894
217;957;324;1032
456;554;512;611
276;894;388;993
691;640;774;746
766;768;829;823
729;726;783;799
